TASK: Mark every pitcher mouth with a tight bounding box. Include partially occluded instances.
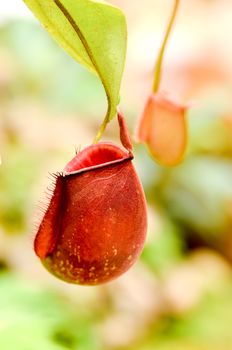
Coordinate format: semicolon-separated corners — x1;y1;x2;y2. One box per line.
63;142;133;177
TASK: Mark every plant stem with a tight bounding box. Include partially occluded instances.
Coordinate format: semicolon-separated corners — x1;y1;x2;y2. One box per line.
93;118;108;143
152;0;180;93
93;106;111;143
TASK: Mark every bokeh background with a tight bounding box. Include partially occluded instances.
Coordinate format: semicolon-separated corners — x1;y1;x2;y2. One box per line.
1;0;232;349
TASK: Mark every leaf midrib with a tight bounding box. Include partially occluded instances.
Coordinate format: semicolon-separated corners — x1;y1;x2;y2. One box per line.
54;0;111;119
35;0;91;70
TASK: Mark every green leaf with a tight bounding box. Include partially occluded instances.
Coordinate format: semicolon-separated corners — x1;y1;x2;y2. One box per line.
22;0;127;128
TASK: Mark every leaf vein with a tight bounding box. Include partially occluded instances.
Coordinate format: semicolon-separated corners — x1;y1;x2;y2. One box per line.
54;0;111;121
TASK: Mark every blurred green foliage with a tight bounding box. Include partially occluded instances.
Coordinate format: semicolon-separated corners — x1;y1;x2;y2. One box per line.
0;146;38;232
133;282;232;350
0;272;100;350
